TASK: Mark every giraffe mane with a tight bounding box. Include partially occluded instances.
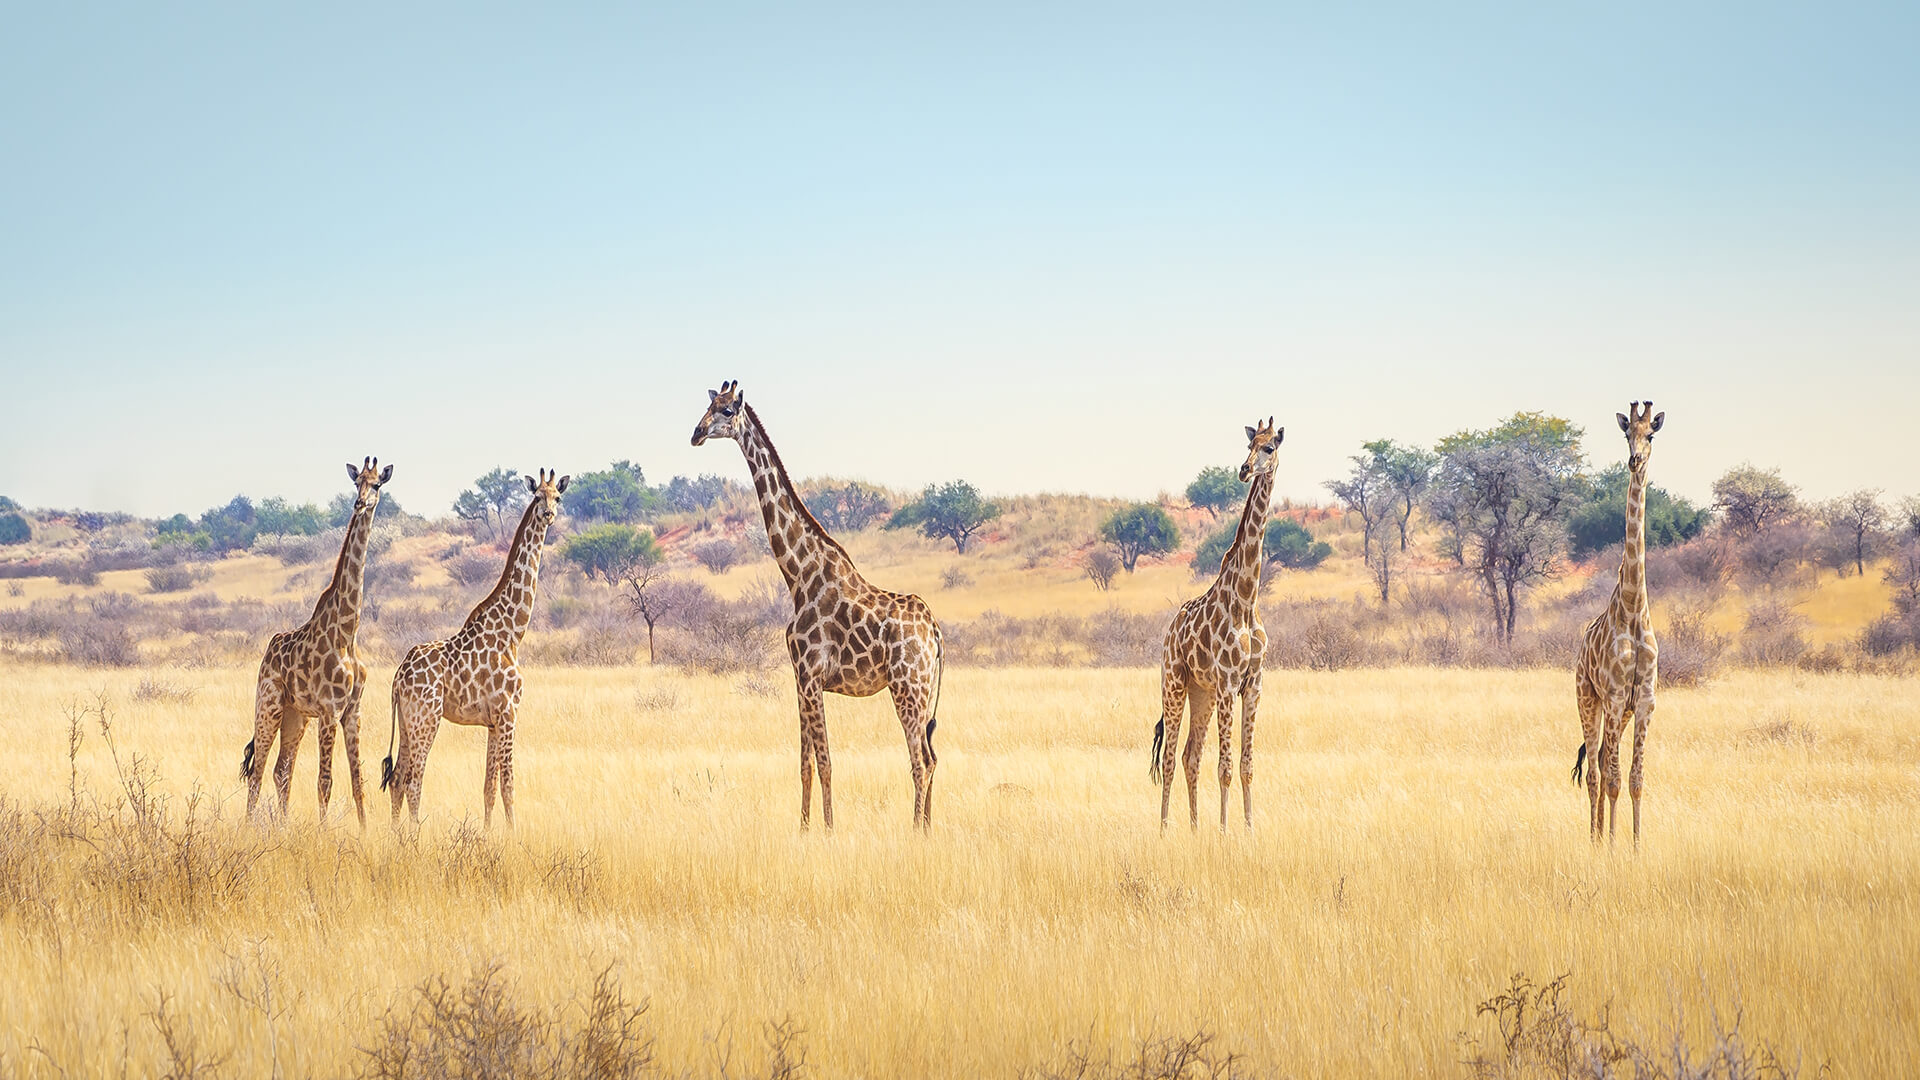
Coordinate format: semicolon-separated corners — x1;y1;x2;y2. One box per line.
743;401;854;562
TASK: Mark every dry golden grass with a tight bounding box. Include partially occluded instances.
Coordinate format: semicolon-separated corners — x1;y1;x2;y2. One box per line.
1;657;1914;1077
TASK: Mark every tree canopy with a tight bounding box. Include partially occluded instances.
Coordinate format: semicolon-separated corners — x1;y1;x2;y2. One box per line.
1566;464;1710;557
562;523;661;585
1100;503;1181;572
887;481;1002;554
1185;466;1248;519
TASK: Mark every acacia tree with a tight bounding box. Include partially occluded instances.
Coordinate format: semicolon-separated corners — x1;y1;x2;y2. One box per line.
1362;439;1437;552
1326;452;1397;603
562;523;660;586
1430;413;1585;645
1185;466;1248;519
886;480;1002;554
1100;503;1180;572
1822;489;1888;578
624;571;711;663
1712;465;1799;539
454;467;529;539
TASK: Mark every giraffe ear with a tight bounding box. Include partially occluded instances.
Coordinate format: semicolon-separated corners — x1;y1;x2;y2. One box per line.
378;464;393;486
525;475;538;494
346;463;360;483
709;389;719;403
1273;428;1284;446
556;475;570;494
1650;411;1664;433
1616;413;1630;433
1245;426;1258;443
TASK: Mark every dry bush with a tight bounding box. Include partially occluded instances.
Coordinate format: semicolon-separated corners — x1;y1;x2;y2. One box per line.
634;685;679;712
1860;609;1920;658
693;539;743;575
1458;971;1800;1080
658;608;779;674
735;672;782;698
254;528;345;567
50;557;100;586
941;564;975;590
1084;550;1120;592
448;548;504;588
1657;603;1728;687
1734;525;1813;591
1086;608;1171;667
1740;717;1818;749
145;565;210;594
1737;602;1808;667
1021;1030;1254;1080
59;614;139;667
359;961;655;1080
1264;600;1376;671
6;581;23;597
131;676;198;705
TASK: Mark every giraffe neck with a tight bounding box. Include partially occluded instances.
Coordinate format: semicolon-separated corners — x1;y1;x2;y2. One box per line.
314;497;377;637
1615;461;1649;614
467;501;549;643
738;404;853;596
1216;468;1275;610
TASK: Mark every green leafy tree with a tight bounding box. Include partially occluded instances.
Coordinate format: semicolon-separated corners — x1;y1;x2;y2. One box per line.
887;481;1002;554
563;523;661;585
1265;519;1332;570
1430;412;1586;644
1191;523;1238;577
1185;466;1248;519
661;474;735;514
1100;503;1180;573
1567;465;1710;557
451;467;529;536
0;513;29;545
199;495;258;552
256;496;325;536
0;496;18;512
564;461;657;524
1362;439;1438;552
326;490;405;529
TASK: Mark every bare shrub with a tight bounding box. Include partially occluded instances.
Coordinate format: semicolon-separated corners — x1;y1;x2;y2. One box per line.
131;676;198;705
1735;524;1812;591
693;539;743;575
1266;601;1371;671
1084;550;1120;592
1656;602;1728;688
735;672;781;698
1021;1030;1248;1080
358;961;655;1080
6;581;22;597
1740;716;1818;748
51;558;100;586
1647;538;1734;599
634;686;679;712
1737;602;1808;667
941;564;974;589
1861;609;1920;658
1086;608;1171;667
659;608;779;674
148;564;214;594
1458;970;1800;1080
60;615;138;667
254;528;343;567
448;548;503;588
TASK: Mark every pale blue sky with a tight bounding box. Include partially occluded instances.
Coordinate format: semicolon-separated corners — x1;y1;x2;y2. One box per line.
4;4;1917;518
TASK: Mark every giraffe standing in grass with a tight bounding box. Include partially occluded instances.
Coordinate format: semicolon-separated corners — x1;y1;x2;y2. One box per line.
241;457;392;826
692;380;945;830
1152;418;1282;830
381;470;568;829
1572;401;1664;846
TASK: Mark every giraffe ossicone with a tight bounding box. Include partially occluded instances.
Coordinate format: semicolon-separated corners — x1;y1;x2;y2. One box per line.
693;380;945;831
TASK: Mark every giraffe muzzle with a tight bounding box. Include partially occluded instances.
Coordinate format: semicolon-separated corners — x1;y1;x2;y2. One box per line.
691;426;708;446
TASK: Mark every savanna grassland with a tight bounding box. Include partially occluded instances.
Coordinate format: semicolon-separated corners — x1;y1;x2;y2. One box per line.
2;657;1914;1078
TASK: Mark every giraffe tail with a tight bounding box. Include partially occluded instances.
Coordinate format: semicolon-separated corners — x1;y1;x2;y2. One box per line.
240;739;256;780
379;682;399;792
1149;718;1166;786
925;629;944;767
1570;741;1588;785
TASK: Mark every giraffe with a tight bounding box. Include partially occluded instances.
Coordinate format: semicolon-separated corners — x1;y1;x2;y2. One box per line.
1571;401;1665;846
380;469;568;829
692;380;945;830
240;456;392;826
1151;418;1282;830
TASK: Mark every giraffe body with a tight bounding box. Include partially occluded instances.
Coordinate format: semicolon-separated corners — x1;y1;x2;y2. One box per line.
693;381;944;830
1152;419;1282;830
241;457;392;826
1572;401;1664;846
382;470;567;829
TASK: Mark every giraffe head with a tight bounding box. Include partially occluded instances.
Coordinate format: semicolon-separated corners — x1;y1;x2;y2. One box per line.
1238;417;1284;482
523;469;570;534
690;379;747;446
1615;401;1664;472
344;456;394;514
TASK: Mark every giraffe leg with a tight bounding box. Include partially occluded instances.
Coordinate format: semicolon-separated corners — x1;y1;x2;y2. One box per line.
1577;679;1604;844
403;710;441;826
1181;686;1208;831
1239;671;1261;829
497;711;517;829
342;676;367;830
273;711;309;820
1603;712;1626;846
245;697;282;824
1157;675;1187;830
798;712;815;830
1630;684;1655;849
482;724;502;829
315;707;337;822
890;681;932;831
798;679;829;830
388;702;410;825
1215;686;1235;831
